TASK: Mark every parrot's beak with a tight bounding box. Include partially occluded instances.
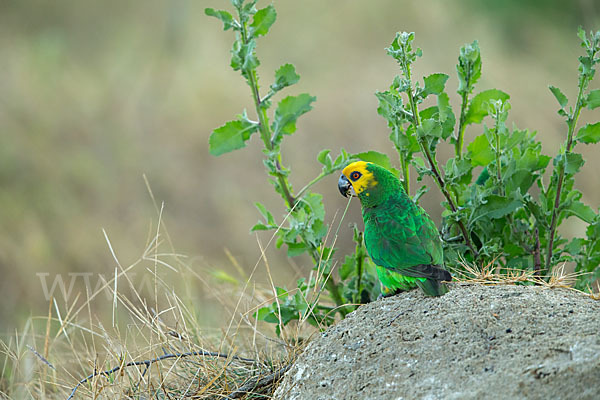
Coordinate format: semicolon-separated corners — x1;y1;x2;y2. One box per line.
338;174;354;197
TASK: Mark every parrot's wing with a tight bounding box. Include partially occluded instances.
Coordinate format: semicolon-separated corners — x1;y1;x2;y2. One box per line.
364;200;445;279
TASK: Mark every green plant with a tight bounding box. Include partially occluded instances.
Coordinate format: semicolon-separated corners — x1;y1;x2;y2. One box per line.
206;0;380;334
207;0;600;336
376;29;600;287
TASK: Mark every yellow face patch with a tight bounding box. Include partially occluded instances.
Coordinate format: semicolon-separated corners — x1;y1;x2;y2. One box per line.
342;161;377;195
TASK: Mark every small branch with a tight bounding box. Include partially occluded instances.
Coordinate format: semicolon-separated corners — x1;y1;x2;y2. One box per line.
533;227;541;278
67;350;255;400
227;364;291;399
455;78;470;159
545;78;587;272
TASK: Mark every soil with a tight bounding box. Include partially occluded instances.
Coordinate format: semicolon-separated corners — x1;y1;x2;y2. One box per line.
274;284;600;400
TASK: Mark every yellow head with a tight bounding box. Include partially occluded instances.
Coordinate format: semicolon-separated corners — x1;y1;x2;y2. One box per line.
339;161;378;197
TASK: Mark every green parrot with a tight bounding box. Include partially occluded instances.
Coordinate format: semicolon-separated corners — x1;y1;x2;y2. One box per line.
338;161;451;296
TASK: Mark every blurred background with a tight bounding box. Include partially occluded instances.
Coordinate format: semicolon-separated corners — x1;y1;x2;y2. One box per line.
0;0;598;334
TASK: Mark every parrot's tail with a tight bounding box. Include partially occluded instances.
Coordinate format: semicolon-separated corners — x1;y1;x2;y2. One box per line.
415;266;452;296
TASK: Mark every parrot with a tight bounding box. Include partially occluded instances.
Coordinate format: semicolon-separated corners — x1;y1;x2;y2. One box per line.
338;161;451;297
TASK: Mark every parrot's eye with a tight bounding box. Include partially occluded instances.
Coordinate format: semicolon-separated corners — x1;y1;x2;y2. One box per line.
350;171;362;181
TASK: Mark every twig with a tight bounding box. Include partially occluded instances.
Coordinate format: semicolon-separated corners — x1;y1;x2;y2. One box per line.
227;364;292;399
66;349;256;400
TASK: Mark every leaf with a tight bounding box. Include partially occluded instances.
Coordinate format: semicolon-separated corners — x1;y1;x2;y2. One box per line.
549;85;568;108
205;8;236;31
271;63;300;92
249;5;276;37
254;202;276;225
422;73;449;97
209;119;258;156
271;94;316;138
417;118;442;139
303;193;325;221
317;149;331;166
354;151;395;172
465;89;510;125
230;39;259;75
586;89;600;110
339;255;356;281
250;223;271;232
471;195;523;224
287;242;308;257
564;201;596;223
576;122;600;144
457;40;481;95
437;92;455;139
467;134;494;166
554;152;584;175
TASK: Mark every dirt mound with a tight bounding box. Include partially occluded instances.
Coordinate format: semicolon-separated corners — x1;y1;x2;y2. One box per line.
275;284;600;400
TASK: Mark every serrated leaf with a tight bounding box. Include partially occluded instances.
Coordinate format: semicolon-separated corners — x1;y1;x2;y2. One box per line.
471;195;523;223
303;193;325;221
465;89;510;125
422;73;449;97
576;122;600;144
271;94;316;138
205;8;236;31
565;201;596;223
249;5;276;37
230;39;259;75
554;152;584;175
549;85;568;108
586;89;600;110
271;63;300;92
467;134;494;166
209;119;258;156
417;118;442;139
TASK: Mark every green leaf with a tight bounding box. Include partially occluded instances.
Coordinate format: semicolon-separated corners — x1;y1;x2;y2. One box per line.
471;195;523;223
417;118;442;139
586;89;600;110
465;89;510;125
250;223;271;232
249;5;276;37
271;94;316;139
467;134;495;166
354;151;396;174
576;122;600;144
254;202;276;225
457;40;481;95
303;193;325;221
422;73;449;97
230;39;259;75
554;152;584;175
549;85;568;108
564;201;596;223
205;8;236;31
209;119;259;156
317;149;331;165
287;242;308;257
271;63;300;92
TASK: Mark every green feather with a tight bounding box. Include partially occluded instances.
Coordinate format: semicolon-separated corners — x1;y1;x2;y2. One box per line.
351;162;451;296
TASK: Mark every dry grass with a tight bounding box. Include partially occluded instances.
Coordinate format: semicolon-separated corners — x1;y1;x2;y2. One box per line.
450;256;599;300
0;192;326;400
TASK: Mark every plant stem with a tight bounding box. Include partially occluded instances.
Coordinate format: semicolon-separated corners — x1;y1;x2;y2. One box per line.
455;81;470;159
403;62;479;259
545;82;586;271
239;11;296;209
399;150;410;195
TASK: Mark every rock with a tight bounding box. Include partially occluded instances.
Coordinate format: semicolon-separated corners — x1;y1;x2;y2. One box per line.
274;284;600;400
